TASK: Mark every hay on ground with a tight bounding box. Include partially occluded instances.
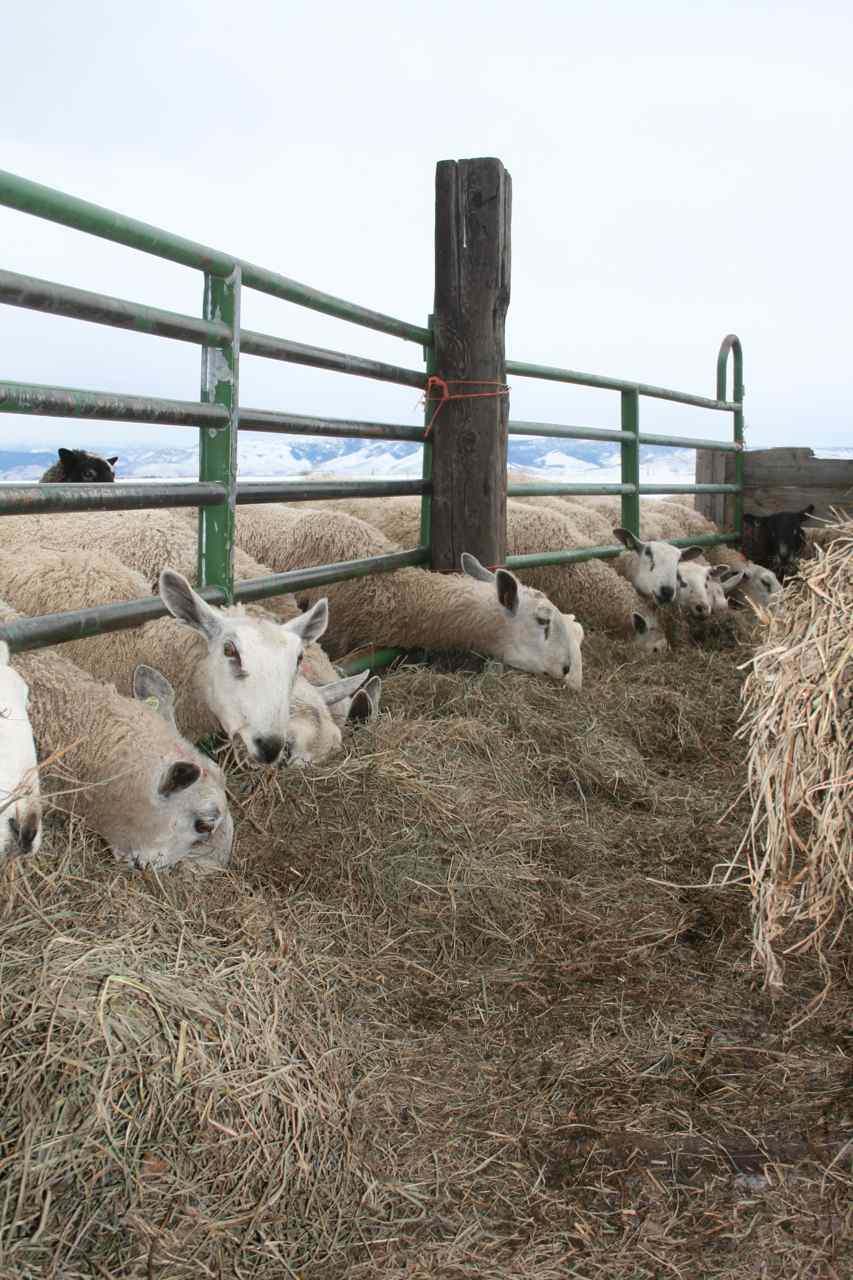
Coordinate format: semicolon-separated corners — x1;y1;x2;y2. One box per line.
1;622;850;1278
738;518;852;1004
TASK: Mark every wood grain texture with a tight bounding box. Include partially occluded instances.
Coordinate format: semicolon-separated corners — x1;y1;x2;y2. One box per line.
430;158;511;571
695;447;853;529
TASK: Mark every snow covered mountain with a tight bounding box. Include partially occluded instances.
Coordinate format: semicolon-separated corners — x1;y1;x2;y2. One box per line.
1;439;851;487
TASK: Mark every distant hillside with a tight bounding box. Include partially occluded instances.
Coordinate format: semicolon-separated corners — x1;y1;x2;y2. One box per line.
1;441;851;485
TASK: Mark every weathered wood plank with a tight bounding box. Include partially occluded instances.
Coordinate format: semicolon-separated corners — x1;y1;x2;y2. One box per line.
695;447;853;529
430;157;512;572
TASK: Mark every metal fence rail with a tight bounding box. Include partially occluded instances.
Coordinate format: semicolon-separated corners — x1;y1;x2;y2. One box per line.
0;166;744;660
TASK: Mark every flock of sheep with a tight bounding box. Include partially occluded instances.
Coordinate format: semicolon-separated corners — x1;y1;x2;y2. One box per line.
0;448;787;874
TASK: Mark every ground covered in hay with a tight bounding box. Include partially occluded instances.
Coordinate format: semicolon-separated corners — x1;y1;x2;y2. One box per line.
1;629;851;1279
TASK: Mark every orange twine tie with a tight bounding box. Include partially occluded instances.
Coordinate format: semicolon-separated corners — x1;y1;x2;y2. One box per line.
422;376;510;438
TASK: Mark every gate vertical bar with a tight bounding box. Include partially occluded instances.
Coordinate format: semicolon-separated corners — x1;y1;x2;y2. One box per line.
620;388;640;536
198;266;241;598
420;314;435;551
716;334;744;536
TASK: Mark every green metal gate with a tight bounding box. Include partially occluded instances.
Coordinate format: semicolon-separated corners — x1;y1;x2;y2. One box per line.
0;168;743;659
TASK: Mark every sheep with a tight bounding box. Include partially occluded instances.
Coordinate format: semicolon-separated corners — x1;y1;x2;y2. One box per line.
286;669;374;766
0;508;346;701
0;548;329;767
672;559;719;619
0;639;42;861
611;528;705;606
0;603;233;871
234;505;585;689
305;497;665;655
743;506;815;581
718;561;782;610
40;448;118;482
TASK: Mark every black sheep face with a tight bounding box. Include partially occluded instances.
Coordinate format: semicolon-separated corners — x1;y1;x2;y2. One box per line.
743;505;814;580
42;448;118;483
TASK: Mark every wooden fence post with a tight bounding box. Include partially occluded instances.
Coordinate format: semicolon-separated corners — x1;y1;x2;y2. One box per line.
429;158;512;572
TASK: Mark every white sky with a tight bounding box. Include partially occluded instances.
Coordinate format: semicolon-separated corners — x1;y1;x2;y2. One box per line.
1;0;851;453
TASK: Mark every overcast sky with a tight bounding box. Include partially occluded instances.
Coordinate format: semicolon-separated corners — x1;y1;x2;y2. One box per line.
2;0;851;456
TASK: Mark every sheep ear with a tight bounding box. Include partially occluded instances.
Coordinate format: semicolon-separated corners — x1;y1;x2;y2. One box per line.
58;447;75;463
632;612;649;635
317;670;369;707
460;552;496;583
286;598;329;644
721;570;746;594
495;568;519;614
107;456;118;466
709;564;731;579
799;504;815;519
159;761;201;797
348;674;382;722
159;570;223;641
613;527;642;552
133;664;178;727
678;545;705;563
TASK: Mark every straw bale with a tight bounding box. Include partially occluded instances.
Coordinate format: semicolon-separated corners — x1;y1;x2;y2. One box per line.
738;518;852;1009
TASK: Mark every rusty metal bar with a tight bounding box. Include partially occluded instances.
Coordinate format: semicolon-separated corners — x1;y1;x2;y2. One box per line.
0;379;226;427
506;358;740;411
0;268;229;346
508;420;632;444
237;406;424;442
0;168;430;344
507;482;635;497
0;481;225;516
0;547;430;654
0;479;429;517
638;431;741;451
639;484;740;494
717;334;745;536
198;266;240;599
240;330;426;389
236;479;428;503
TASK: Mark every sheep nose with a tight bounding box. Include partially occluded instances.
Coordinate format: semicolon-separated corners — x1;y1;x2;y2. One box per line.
562;663;572;676
194;817;215;835
253;734;284;764
657;585;675;603
9;816;38;856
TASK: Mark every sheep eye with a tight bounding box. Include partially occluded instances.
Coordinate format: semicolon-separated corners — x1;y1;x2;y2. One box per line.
223;641;239;661
296;651;304;667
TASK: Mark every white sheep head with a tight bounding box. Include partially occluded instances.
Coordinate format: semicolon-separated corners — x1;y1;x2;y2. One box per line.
705;564;739;613
158;570;329;766
721;562;782;609
285;669;371;766
117;664;234;871
632;612;668;656
460;554;585;691
0;641;42;861
674;560;716;618
613;529;705;606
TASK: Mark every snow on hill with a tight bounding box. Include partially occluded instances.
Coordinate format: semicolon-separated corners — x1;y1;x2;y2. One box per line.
1;440;851;487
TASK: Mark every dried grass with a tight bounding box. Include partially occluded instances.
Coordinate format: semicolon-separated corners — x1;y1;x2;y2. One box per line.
1;622;850;1278
738;519;853;1011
